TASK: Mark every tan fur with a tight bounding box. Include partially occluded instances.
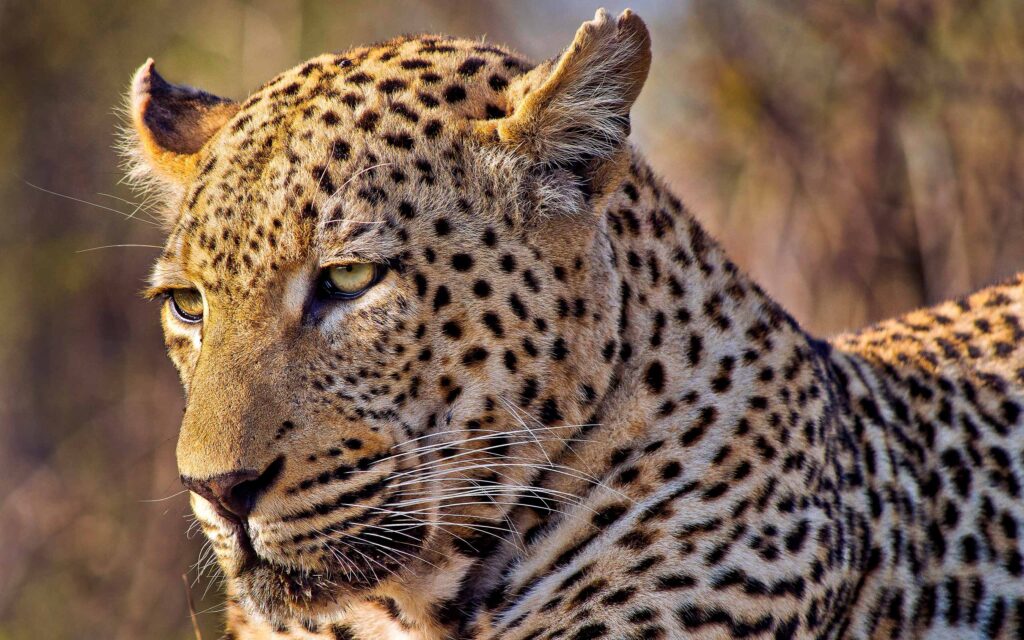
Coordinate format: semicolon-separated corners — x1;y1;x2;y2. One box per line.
123;9;1024;640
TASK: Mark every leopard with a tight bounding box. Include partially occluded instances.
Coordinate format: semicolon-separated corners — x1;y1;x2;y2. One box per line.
120;8;1024;639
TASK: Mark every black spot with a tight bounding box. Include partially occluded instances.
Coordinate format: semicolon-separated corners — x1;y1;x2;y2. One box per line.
1003;400;1021;425
442;321;462;339
488;74;508;91
462;347;489;366
602;587;636;606
680;426;706;447
451;253;474;271
784;520;809;553
330;624;357;640
332;140;351;161
661;460;681;480
473;280;492;297
617;467;641;485
482;313;504;337
571;623;607;640
443;85;467;103
355;111;379;131
377;78;406;94
627;608;656;624
522;269;540;292
657;573;696;590
384;132;415;150
434;218;451;236
391;100;419;122
551;337;568;361
400;58;431;69
644;361;665;394
417;158;434;181
592;504;628;528
418;91;439;107
509;294;528;320
433;286;451;310
540;398;562;424
520;378;538;405
687;334;703;366
340;92;362;107
457;57;486;76
423;120;443;138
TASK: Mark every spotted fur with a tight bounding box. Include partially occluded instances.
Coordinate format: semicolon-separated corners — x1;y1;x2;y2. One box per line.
122;9;1024;639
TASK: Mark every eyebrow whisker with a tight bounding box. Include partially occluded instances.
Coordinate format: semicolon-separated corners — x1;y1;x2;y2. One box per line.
319;161;395;224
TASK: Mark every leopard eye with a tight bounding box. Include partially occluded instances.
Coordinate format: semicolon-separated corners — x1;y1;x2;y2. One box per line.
319;263;383;300
169;288;204;323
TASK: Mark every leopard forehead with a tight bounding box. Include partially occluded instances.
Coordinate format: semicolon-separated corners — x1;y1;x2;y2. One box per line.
161;35;536;295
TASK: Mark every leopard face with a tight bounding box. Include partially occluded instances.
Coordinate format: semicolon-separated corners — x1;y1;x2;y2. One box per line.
126;10;650;625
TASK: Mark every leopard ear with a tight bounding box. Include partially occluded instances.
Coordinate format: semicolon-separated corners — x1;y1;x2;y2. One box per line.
477;9;651;197
122;59;238;194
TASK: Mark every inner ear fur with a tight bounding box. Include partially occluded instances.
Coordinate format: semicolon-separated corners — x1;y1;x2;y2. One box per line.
477;9;651;198
123;59;238;192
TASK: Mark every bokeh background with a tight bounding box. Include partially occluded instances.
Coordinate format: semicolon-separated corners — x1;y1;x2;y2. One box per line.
1;0;1022;637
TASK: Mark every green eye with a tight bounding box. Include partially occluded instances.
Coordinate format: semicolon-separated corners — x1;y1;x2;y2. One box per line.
169;288;204;323
321;263;381;299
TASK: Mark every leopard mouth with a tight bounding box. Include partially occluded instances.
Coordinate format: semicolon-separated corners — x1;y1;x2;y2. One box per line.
201;460;433;620
232;517;430;621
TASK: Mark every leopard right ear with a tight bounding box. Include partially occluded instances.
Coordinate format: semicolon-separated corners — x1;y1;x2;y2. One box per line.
121;60;238;198
475;9;651;201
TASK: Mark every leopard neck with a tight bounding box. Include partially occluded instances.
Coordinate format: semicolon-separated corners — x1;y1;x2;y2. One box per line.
450;154;857;635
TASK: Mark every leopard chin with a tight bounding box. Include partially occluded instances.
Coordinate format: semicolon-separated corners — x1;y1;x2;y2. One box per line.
234;558;368;623
234;517;431;623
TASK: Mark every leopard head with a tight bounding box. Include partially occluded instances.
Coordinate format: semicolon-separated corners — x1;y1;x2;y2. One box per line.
124;9;650;625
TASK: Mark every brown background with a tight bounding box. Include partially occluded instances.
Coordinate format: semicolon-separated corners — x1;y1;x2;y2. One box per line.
1;0;1022;637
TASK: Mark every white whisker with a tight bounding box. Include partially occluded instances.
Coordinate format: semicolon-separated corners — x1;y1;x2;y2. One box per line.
76;243;164;253
23;179;162;226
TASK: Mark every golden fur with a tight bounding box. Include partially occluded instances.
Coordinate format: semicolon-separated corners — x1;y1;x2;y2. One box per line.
123;9;1024;639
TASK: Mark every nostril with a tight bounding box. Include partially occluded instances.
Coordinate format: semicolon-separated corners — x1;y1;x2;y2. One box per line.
226;456;285;518
181;456;285;523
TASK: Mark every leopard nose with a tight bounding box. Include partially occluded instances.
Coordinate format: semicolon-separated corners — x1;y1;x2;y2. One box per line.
181;456;284;522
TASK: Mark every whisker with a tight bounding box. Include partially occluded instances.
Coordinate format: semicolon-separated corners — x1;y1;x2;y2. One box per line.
498;396;554;465
22;179;162;226
97;191;163;223
377;426;596;468
140;488;189;502
76;243;164;253
320;162;395;219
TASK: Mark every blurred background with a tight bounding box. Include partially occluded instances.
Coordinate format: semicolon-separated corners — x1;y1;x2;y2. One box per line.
1;0;1022;637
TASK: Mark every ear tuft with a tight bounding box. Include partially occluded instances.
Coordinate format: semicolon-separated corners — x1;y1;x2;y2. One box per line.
478;9;651;196
121;59;238;194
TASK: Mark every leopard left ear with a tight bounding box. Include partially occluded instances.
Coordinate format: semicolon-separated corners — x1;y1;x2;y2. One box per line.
123;59;239;193
477;9;651;198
